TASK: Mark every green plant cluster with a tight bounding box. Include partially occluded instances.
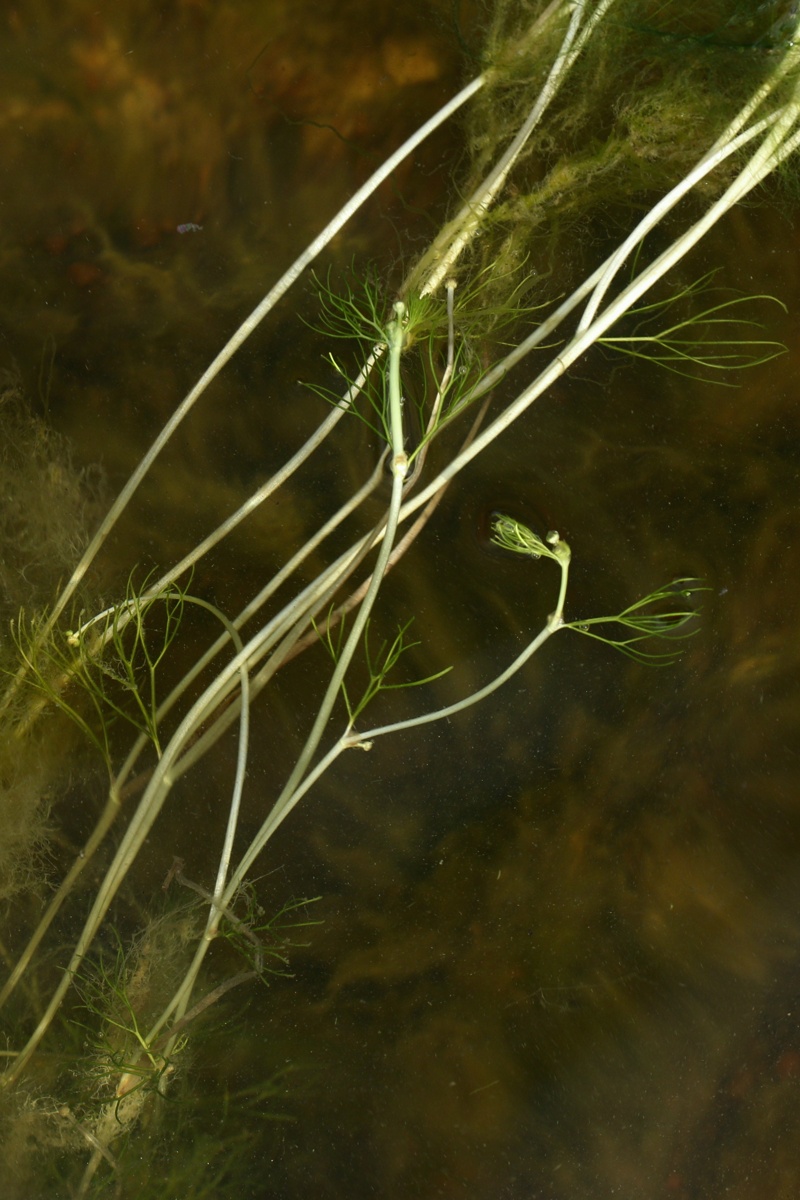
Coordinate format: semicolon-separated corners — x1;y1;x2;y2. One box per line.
2;0;799;1195
449;0;800;314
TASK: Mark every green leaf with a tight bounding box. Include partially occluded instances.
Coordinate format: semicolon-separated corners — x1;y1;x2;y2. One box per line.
600;274;787;383
565;578;710;665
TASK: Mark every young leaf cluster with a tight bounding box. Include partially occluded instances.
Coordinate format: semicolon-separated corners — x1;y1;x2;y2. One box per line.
217;887;322;982
304;262;542;455
565;579;709;665
302;267;435;442
10;572;188;770
316;610;451;727
600;273;787;383
491;514;572;565
492;514;706;665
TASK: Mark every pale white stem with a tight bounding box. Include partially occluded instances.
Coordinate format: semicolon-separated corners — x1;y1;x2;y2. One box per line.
353;546;570;741
141;348;386;600
151;313;412;1032
35;76;484;638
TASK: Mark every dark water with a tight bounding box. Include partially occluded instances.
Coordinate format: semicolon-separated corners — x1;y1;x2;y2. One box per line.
1;3;800;1199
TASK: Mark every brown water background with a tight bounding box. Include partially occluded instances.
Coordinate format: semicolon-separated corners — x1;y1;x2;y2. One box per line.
1;3;800;1198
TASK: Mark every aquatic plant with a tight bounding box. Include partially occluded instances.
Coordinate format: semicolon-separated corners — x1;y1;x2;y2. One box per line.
2;1;800;1193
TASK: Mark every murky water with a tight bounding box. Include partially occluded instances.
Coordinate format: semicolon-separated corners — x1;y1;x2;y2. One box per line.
1;3;800;1198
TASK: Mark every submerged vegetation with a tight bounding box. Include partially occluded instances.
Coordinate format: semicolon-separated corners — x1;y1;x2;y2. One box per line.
2;0;800;1195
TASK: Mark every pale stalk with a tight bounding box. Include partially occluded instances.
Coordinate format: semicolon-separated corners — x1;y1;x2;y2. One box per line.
140;348;386;601
353;538;570;743
157;310;410;1030
214;535;571;896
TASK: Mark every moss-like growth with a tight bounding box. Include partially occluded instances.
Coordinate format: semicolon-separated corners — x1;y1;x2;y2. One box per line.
445;0;800;314
0;378;105;901
0;375;103;626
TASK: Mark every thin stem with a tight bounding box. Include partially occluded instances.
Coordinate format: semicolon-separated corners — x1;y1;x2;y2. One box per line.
140;348;386;601
152;310;411;1032
352;546;570;744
